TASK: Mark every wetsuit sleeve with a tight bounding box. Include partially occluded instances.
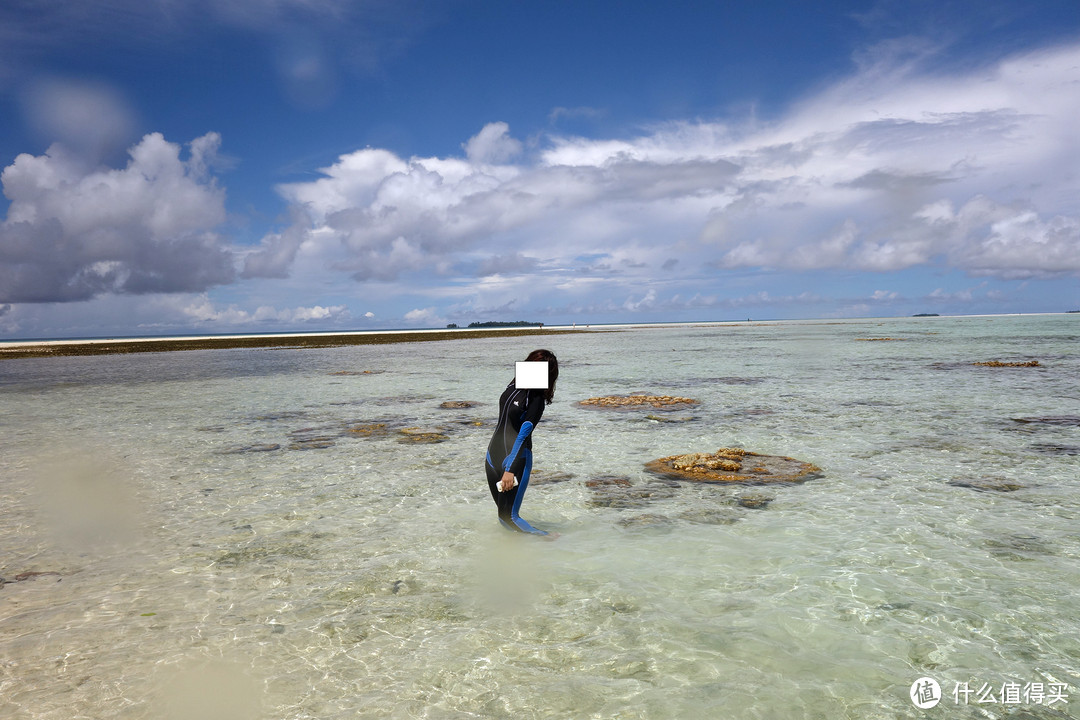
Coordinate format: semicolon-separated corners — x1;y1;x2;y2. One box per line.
522;389;546;426
500;391;546;472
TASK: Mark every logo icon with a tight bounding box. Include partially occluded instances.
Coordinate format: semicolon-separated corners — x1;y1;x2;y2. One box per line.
910;677;941;709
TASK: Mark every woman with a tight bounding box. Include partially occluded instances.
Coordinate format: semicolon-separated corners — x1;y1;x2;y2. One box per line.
485;349;558;536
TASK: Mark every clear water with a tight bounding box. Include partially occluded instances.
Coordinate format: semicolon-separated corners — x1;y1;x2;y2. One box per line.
1;316;1078;719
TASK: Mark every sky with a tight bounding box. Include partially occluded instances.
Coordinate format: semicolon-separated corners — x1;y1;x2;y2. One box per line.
1;0;1079;339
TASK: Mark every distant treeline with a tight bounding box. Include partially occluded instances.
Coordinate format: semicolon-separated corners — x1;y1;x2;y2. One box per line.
446;320;543;328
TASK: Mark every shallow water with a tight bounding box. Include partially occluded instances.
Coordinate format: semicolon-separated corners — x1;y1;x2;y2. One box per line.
1;316;1078;719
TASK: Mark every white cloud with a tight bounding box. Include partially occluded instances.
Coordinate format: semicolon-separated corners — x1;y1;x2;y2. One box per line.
927;287;974;302
623;288;657;312
0;292;352;338
248;41;1080;310
0;132;235;303
180;295;349;325
463;122;523;165
403;307;443;326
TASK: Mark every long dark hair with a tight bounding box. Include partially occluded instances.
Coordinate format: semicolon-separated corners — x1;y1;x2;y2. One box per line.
525;348;558;405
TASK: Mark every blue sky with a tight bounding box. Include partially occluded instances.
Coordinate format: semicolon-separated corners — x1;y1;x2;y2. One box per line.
1;0;1079;338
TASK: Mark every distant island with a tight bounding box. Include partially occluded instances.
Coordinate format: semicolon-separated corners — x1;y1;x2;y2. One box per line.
446;320;544;328
912;313;940;317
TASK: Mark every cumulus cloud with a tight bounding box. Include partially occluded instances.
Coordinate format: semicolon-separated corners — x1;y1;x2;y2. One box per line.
180;295;349;325
0;132;235;303
403;307;443;326
463;122;523;164
248;41;1080;315
247;124;739;289
623;288;657;312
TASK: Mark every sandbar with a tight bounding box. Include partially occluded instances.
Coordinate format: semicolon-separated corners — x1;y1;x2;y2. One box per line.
0;327;591;359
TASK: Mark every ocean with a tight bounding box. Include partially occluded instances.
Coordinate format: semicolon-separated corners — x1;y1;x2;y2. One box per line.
1;315;1077;719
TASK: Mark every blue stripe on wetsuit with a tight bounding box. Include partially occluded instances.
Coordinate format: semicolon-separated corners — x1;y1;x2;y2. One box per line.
502;420;534;472
500;449;544;534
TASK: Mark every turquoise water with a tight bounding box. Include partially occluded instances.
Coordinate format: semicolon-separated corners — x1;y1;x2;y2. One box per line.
1;316;1078;719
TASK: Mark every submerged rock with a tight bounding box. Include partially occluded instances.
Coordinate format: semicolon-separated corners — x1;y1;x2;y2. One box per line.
1012;416;1080;427
579;394;699;410
345;422;393;438
5;571;62;584
585;476;678;508
530;470;576;485
439;400;478;409
218;443;281;454
617;513;675;529
585;475;632;489
1030;442;1080;456
736;494;774;509
677;508;741;525
288;437;336;450
644;414;697;423
949;477;1026;493
645;448;821;484
255;410;309;422
396;427;449;444
973;360;1041;367
983;533;1054;560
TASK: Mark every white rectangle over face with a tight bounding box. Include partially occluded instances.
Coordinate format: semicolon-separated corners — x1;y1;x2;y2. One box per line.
515;361;549;389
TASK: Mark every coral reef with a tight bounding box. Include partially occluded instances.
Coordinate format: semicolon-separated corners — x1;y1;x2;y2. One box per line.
973;360;1041;367
579;394;699;410
397;427;449;444
345;422;392;437
645;448;821;484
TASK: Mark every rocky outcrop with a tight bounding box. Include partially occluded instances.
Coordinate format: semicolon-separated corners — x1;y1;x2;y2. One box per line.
645;448;821;484
579;394;699;410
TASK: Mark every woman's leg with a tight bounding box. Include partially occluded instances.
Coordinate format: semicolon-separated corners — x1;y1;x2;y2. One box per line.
502;451;547;535
485;451;502;504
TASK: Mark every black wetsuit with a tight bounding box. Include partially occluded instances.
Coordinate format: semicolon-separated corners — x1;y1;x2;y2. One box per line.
485;380;547;534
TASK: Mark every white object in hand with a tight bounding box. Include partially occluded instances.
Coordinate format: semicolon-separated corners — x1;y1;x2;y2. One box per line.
499;476;519;492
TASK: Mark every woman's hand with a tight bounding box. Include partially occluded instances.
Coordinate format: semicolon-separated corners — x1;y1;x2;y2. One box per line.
499;471;516;492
